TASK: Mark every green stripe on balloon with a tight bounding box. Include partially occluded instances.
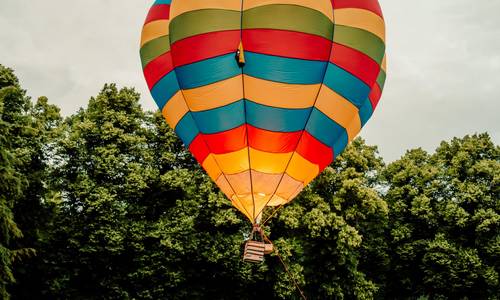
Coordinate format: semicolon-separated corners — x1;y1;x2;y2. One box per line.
169;9;241;44
333;25;385;64
243;4;333;41
140;35;171;68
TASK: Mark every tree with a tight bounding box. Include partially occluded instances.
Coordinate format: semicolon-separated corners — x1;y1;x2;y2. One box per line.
42;84;154;298
0;64;35;299
384;134;499;299
0;71;23;300
2;64;498;299
0;64;62;299
263;139;389;299
42;84;266;299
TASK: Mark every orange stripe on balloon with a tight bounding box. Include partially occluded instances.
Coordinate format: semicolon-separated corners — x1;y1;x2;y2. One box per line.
286;153;320;185
244;75;319;109
162;91;187;129
334;8;385;41
141;20;169;47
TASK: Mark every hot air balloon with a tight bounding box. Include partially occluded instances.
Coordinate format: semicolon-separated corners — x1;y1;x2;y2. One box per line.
140;0;386;262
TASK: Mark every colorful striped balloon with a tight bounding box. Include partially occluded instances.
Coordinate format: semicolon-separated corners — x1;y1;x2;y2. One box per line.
140;0;387;223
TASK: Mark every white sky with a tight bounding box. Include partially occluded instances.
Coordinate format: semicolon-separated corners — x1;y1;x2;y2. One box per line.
1;0;499;161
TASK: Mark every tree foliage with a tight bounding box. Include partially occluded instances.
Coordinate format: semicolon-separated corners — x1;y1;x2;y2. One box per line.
0;64;61;299
384;134;499;299
1;65;498;299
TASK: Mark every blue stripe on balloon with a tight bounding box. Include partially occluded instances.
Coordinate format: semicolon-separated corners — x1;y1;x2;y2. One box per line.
244;52;328;85
359;99;374;127
323;63;371;108
246;100;311;132
154;0;172;5
305;108;348;157
175;53;240;89
191;100;245;134
150;71;180;110
175;113;199;147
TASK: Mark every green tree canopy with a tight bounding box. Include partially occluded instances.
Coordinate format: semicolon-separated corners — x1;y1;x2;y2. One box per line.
0;64;498;299
384;134;499;299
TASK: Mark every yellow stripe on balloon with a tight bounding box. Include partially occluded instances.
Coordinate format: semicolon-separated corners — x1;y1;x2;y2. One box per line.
315;85;361;141
243;0;334;21
201;154;222;180
203;147;317;176
244;75;320;109
183;75;243;112
286;153;319;185
249;148;292;174
162;91;188;129
141;20;170;47
170;0;241;19
211;148;250;174
334;8;385;41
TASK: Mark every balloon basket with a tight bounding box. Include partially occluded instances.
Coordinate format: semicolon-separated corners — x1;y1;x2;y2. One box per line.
243;225;274;263
243;240;265;263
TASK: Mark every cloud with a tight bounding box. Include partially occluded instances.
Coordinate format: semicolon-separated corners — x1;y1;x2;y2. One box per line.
0;1;153;113
363;0;500;160
0;0;498;161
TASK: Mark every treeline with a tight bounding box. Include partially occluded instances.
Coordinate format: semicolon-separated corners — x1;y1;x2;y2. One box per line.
0;64;498;299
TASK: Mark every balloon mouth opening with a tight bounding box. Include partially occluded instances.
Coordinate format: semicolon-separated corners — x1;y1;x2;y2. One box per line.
229;193;289;221
230;192;286;203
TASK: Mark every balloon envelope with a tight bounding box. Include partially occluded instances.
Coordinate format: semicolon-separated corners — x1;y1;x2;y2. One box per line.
140;0;387;222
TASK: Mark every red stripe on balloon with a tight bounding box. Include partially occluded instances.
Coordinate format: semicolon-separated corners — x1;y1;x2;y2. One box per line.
247;125;302;153
296;131;333;171
368;83;382;109
145;4;170;24
242;29;332;62
189;134;211;164
203;125;248;154
143;52;173;89
190;126;333;172
331;43;380;87
197;125;303;155
170;30;240;67
333;0;383;18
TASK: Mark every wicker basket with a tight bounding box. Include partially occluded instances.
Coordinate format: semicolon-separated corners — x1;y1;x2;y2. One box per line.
243;240;265;263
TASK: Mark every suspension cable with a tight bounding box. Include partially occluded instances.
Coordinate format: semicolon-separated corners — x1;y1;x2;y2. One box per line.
262;233;307;300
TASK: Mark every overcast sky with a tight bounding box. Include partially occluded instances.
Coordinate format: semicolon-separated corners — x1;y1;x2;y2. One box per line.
1;0;498;161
